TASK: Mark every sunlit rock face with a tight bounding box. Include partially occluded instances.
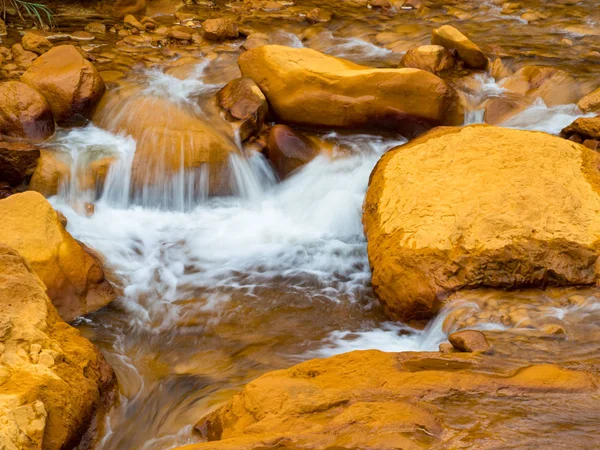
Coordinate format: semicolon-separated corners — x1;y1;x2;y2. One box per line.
238;45;464;137
0;244;116;449
364;125;600;326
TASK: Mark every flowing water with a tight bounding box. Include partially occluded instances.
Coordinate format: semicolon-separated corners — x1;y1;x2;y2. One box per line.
38;0;600;447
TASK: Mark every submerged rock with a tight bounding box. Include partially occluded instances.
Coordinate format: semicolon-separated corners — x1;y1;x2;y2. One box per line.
266;125;319;178
21;45;106;126
483;94;531;125
431;25;487;70
238;45;463;137
176;350;597;449
363;125;600;325
0;80;55;141
0;191;116;322
0;244;116;449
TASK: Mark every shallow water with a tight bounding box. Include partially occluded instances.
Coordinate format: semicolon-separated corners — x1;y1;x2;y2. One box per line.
40;0;600;447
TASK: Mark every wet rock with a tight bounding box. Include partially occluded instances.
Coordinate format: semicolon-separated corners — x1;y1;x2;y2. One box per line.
541;323;566;337
202;18;239;41
266;125;319;178
370;0;392;8
28;149;70;196
21;45;106;126
86;21;107;34
363;125;600;325
0;141;40;186
488;57;513;80
449;330;491;353
239;45;463;137
560;116;600;142
70;30;96;41
500;66;582;107
93;84;239;196
111;0;146;18
124;14;144;30
0;244;116;449
177;350;597;449
583;139;600;151
431;25;487;70
21;32;53;55
0;81;55;141
306;8;331;24
483;95;531;125
0;191;116;322
438;342;455;353
578;87;600;113
169;25;195;41
12;44;37;69
217;77;267;141
400;45;455;75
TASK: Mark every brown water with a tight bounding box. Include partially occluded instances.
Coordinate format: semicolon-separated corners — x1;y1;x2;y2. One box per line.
33;0;600;447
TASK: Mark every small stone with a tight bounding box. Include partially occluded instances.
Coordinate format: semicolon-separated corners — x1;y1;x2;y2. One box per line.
202;18;239;41
508;308;533;328
306;8;331;24
439;342;455;354
168;25;194;41
568;295;587;307
448;330;491;353
85;22;107;34
70;31;95;41
262;1;284;11
124;14;144;30
21;32;53;55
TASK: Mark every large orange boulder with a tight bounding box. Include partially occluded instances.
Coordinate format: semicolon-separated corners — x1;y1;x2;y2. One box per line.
0;244;116;449
238;45;463;137
93;84;239;197
176;350;597;449
0;80;55;141
363;125;600;325
21;45;105;126
0;191;116;322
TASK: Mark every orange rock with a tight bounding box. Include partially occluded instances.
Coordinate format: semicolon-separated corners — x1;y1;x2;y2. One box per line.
401;44;455;74
483;94;531;125
21;32;53;55
217;77;267;141
0;191;116;322
578;87;600;113
21;45;106;126
175;350;598;449
500;65;583;107
28;149;70;196
266;125;319;178
431;25;487;70
449;330;491;353
0;244;116;449
0;80;55;141
306;8;332;24
560;116;600;142
203;18;239;41
363;125;600;325
239;45;463;137
0;141;40;186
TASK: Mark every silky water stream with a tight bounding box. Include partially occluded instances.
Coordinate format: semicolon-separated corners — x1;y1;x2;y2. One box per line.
42;8;600;448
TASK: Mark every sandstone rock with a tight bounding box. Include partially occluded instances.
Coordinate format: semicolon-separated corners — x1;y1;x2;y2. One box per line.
12;43;37;69
93;83;239;196
124;14;144;30
578;87;600;113
448;330;491;353
266;125;319;178
21;32;53;55
500;66;582;107
363;125;600;325
176;350;597;449
483;94;531;125
0;141;40;186
431;25;487;70
217;77;267;141
28;149;70;196
0;244;116;449
306;8;331;24
203;18;239;41
70;31;95;41
0;191;116;321
0;81;55;141
400;45;455;75
21;45;106;126
86;21;107;34
169;25;195;41
239;45;463;137
560;116;600;142
438;342;455;353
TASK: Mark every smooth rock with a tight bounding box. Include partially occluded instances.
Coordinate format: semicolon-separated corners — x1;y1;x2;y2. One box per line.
306;8;332;24
0;191;116;322
217;77;267;141
239;45;463;137
400;45;454;74
86;22;107;34
483;94;531;125
266;125;319;178
0;244;116;449
21;45;106;126
21;32;53;55
449;330;491;353
0;81;55;141
431;25;487;69
0;141;40;186
363;125;600;325
28;149;70;196
203;18;239;41
578;87;600;113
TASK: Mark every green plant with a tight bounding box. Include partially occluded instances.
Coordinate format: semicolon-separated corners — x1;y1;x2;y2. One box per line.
1;0;56;29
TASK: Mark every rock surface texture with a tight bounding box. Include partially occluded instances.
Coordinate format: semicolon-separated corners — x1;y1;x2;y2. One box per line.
21;45;105;126
0;191;116;322
0;244;116;449
0;81;55;141
238;45;464;136
175;350;598;449
363;125;600;325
